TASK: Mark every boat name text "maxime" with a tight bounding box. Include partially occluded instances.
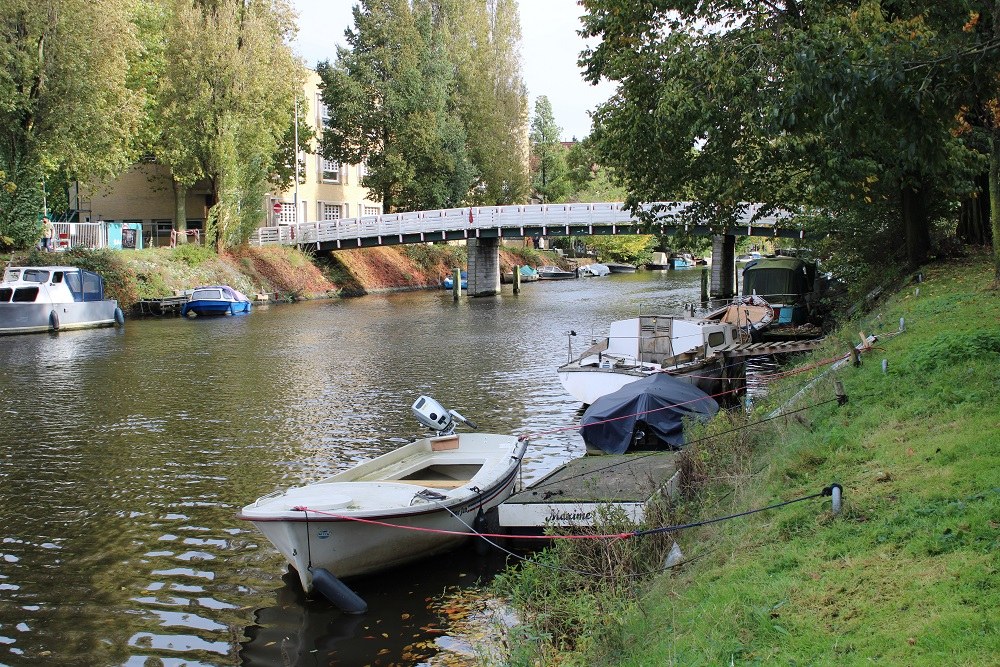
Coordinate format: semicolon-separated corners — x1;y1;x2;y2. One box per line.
549;510;594;522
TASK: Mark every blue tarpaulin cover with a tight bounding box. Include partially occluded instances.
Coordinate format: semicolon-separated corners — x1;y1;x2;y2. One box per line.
579;373;720;454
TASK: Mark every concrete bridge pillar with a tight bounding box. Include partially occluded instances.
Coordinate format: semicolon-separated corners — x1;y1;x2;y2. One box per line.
710;234;736;299
467;237;500;297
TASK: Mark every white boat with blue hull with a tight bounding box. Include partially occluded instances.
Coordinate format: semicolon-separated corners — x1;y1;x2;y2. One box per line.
239;397;527;596
0;265;124;335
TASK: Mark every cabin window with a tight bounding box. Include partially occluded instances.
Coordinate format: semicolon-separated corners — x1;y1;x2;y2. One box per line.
4;269;20;281
192;288;224;300
707;331;727;347
12;287;39;302
22;269;49;283
81;271;104;302
0;288;12;302
52;272;63;283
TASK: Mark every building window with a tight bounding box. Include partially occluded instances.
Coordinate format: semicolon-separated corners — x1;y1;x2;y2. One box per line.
358;162;367;180
363;206;381;216
321;158;340;183
316;94;330;125
275;203;296;225
320;202;341;222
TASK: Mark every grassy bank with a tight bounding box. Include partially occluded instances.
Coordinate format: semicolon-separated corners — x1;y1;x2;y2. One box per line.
494;252;999;665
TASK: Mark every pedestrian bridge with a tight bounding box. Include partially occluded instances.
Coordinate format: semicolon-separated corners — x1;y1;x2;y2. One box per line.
251;201;805;250
250;201;806;298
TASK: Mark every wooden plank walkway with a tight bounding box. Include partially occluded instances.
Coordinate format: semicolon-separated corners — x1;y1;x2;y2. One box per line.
718;337;825;358
499;452;679;529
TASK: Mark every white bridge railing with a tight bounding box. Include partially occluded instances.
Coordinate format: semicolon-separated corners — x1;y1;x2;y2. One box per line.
250;202;799;248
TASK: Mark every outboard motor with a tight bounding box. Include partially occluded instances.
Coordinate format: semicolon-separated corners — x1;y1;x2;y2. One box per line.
411;396;477;435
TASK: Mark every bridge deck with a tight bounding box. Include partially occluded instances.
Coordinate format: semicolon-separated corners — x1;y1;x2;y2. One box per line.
253;202;807;250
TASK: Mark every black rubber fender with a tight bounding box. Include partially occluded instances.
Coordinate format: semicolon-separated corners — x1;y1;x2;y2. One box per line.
49;309;60;332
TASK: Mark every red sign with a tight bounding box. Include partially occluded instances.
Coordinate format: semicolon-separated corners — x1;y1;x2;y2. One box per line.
272;201;282;215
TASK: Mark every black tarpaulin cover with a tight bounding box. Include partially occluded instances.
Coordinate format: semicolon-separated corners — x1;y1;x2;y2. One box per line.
580;373;720;454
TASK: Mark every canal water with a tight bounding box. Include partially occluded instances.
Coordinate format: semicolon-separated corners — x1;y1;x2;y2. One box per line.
0;268;706;666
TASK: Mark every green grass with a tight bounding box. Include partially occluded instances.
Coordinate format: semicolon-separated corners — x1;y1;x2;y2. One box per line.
497;253;1000;666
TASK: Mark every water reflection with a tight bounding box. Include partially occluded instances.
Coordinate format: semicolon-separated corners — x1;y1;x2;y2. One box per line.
0;270;704;665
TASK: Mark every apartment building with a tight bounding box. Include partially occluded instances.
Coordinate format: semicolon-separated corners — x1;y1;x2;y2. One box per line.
70;69;381;247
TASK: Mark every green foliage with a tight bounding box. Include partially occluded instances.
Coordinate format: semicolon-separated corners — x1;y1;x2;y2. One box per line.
903;329;1000;373
0;0;142;248
432;0;529;205
171;243;217;267
583;234;655;265
579;0;995;270
152;0;302;247
529;96;571;203
319;0;479;213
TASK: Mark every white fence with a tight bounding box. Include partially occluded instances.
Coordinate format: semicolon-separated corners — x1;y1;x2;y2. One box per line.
52;222;108;250
250;202;800;248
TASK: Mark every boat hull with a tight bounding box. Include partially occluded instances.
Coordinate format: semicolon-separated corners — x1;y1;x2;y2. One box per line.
240;434;526;592
0;301;119;335
558;359;729;406
181;300;251;316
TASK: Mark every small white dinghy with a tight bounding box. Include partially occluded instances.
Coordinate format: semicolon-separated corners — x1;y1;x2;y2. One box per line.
239;397;527;600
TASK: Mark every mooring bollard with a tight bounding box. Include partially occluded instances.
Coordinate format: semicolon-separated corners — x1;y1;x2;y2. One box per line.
899;317;905;332
882;359;888;374
834;380;847;406
831;484;842;515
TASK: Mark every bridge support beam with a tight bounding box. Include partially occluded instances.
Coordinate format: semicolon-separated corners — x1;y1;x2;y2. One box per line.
467;237;500;297
710;234;737;299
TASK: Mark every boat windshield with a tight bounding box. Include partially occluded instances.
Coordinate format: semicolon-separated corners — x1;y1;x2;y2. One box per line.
21;269;50;283
192;289;224;300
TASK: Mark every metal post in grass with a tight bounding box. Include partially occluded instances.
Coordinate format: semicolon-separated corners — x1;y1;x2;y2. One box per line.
831;484;842;515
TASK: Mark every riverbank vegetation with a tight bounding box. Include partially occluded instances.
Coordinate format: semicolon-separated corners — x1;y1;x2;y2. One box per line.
491;251;1000;665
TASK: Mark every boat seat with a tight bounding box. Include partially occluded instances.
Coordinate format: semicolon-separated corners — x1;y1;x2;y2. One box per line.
393;479;469;489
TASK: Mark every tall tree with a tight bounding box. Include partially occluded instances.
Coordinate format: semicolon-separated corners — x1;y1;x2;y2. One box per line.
0;0;142;248
580;0;995;269
152;0;303;248
529;96;570;203
318;0;474;213
431;0;529;205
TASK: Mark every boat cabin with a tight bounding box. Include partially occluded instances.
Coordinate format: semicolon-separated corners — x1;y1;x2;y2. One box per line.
585;315;737;369
0;266;107;305
741;256;816;324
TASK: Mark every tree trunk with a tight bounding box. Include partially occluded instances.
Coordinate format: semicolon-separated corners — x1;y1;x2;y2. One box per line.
173;179;188;245
958;172;990;246
901;181;930;268
991;134;1000;282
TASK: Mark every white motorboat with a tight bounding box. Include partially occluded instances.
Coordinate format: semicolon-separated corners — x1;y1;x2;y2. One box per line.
537;265;577;280
577;263;610;277
0;265;124;335
239;397;527;594
558;314;744;405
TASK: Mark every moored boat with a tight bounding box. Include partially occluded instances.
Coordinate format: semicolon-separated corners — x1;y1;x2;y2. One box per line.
239;396;528;592
537;265;577;280
0;265;124;335
180;285;252;316
558;314;745;405
442;271;468;289
577;263;610;277
605;262;637;273
580;373;720;454
645;252;671;270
